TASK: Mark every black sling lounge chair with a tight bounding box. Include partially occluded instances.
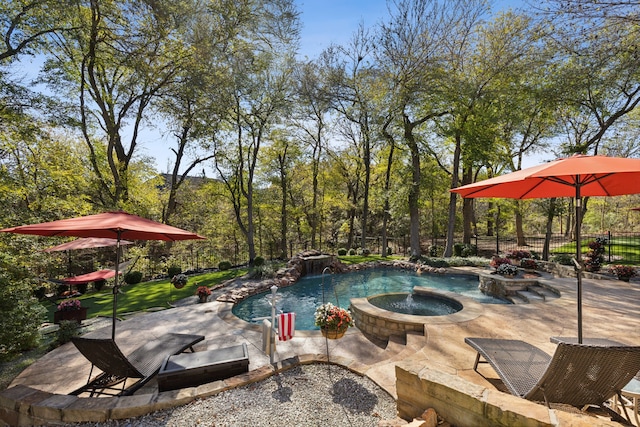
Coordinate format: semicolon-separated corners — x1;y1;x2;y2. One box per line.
465;337;640;422
70;333;204;396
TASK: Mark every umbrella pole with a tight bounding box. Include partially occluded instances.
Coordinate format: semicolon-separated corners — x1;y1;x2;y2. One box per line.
575;189;583;344
112;233;121;340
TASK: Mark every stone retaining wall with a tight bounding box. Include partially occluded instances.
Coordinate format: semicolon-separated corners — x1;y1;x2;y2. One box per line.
395;361;622;427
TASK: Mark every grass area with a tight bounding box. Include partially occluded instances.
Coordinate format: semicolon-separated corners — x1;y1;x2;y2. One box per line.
42;268;248;322
337;254;404;265
2;268;249;391
553;237;640;265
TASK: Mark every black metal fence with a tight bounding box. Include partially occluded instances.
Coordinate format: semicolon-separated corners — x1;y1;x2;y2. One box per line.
458;231;640;265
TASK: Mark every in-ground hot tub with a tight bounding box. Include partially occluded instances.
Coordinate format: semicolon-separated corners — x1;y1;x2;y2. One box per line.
368;292;462;316
350;286;484;340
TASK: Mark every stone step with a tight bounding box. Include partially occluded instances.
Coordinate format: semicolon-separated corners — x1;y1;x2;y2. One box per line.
516;290;546;303
528;285;560;300
505;294;528;304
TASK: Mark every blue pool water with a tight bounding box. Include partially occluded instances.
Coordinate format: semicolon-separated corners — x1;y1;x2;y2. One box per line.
232;268;507;330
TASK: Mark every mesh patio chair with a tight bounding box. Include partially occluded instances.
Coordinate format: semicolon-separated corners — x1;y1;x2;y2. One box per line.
70;333;204;396
465;337;640;423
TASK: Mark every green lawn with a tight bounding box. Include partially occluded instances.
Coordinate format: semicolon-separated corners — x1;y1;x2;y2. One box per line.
337;254;404;265
553;237;640;265
43;268;248;322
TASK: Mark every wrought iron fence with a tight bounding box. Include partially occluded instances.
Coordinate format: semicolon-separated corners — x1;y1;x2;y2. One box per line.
459;232;640;265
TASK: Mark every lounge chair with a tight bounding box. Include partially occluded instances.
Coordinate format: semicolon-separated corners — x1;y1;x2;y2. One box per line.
465;337;640;421
70;333;204;396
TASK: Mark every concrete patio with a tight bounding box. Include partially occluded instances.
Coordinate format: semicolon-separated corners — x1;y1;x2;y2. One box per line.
2;268;639;426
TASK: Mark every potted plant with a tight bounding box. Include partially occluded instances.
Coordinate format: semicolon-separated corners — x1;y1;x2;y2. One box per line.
609;265;636;282
584;238;606;272
171;273;188;289
496;263;519;277
520;258;538;271
54;299;87;324
314;302;354;339
196;285;211;303
489;256;511;269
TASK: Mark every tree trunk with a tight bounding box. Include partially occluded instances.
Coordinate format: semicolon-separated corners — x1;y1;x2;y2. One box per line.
444;134;462;257
462;166;473;244
405;117;421;259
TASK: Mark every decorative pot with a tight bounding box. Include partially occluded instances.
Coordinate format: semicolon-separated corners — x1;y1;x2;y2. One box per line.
619;276;631;282
54;307;87;324
198;294;209;303
321;326;347;340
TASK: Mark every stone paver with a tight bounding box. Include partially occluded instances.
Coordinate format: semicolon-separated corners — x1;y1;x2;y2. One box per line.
4;268;640;425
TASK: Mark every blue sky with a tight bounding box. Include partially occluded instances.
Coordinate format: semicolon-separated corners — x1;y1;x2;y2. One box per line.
296;0;525;59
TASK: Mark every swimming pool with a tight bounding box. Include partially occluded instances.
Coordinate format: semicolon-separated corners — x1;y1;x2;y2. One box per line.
232;268;508;330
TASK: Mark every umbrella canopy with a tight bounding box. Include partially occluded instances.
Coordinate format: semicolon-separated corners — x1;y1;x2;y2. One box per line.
451;154;640;343
44;237;133;252
63;269;119;284
2;211;205;241
1;211;205;339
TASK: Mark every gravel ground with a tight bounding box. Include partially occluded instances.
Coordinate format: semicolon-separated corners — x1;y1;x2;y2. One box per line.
72;364;397;427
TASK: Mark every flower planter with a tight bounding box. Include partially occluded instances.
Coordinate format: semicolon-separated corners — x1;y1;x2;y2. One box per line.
54;307;87;324
198;295;209;303
321;326;346;340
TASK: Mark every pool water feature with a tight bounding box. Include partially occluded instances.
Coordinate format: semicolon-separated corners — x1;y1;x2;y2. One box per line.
232;268;506;330
369;292;462;316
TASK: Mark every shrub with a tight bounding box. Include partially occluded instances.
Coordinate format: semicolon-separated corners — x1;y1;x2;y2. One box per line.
167;265;182;277
76;283;88;294
57;320;79;345
218;261;232;271
33;286;46;300
253;256;265;267
93;279;106;291
505;250;532;261
386;247;392;256
461;244;477;257
520;258;538;270
337;248;348;256
609;264;637;281
428;245;444;257
124;271;143;285
358;248;371;256
0;274;45;360
348;248;356;255
490;256;511;269
551;253;574;266
56;284;70;295
453;243;465;257
584;238;607;272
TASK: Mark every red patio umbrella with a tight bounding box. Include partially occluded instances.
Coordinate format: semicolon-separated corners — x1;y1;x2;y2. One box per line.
451;154;640;343
63;269;119;284
1;211;205;339
43;237;133;252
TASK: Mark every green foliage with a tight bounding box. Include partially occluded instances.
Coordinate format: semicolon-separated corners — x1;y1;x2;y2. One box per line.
0;268;46;361
167;265;182;277
453;243;477;258
218;261;232;271
93;280;106;291
551;253;574;266
253;256;265;267
337;248;348;256
419;257;450;268
428;245;444;257
348;248;356;255
124;271;143;285
76;283;88;294
56;321;79;345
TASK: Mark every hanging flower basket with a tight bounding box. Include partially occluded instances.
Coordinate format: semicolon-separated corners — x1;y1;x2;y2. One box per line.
321;326;347;340
314;302;354;340
171;274;188;289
